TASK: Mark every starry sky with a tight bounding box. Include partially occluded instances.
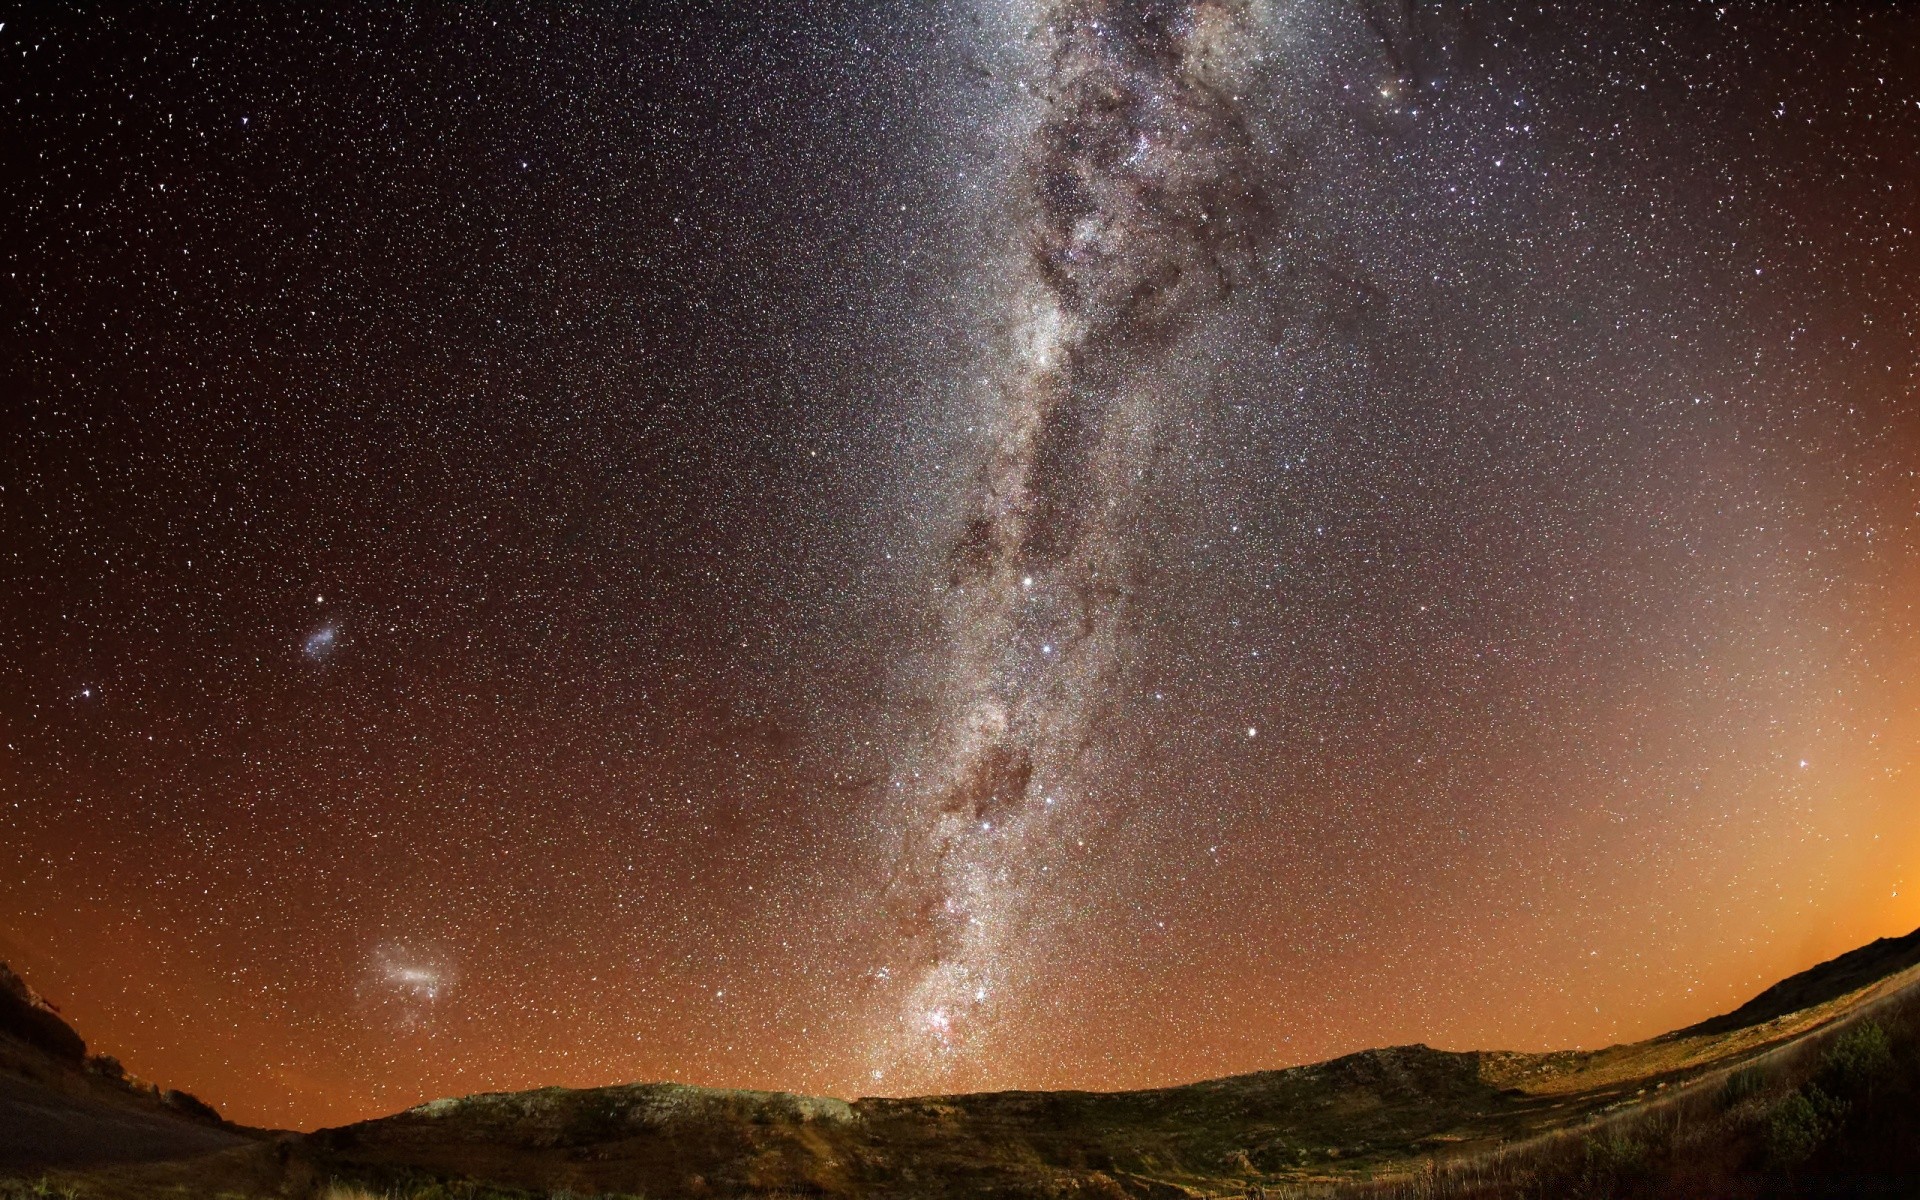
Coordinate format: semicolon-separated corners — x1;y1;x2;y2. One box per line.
3;1;1919;1132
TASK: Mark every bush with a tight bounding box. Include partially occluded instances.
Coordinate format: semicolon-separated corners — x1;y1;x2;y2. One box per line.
1577;1130;1648;1195
1764;1086;1846;1169
1819;1021;1894;1098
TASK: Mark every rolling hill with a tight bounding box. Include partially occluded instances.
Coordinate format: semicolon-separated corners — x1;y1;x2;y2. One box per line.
6;929;1920;1199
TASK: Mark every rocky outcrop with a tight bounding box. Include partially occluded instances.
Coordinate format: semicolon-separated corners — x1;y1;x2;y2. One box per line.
0;960;245;1172
0;959;87;1062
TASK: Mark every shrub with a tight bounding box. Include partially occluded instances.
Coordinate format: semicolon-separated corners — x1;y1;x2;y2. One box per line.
1764;1086;1846;1169
1576;1129;1649;1196
1819;1021;1894;1098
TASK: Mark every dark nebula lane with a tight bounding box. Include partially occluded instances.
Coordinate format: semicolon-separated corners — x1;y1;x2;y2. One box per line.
870;0;1275;1084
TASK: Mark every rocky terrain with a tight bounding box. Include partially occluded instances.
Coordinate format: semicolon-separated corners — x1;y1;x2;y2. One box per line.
5;929;1920;1198
0;963;247;1175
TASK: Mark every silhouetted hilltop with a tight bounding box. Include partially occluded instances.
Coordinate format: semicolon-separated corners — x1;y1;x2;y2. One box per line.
1680;927;1920;1037
0;961;87;1063
0;961;245;1172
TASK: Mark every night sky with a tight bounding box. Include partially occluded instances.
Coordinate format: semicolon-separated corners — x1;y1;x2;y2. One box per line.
3;1;1919;1132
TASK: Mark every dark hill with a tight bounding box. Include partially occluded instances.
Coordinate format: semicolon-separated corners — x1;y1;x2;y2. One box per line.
0;962;87;1063
0;962;250;1172
1678;927;1920;1037
311;1044;1561;1197
7;927;1920;1197
299;926;1920;1198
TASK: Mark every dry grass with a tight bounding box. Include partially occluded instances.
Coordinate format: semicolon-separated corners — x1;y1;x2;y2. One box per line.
311;1183;648;1200
1245;974;1920;1200
0;1179;81;1200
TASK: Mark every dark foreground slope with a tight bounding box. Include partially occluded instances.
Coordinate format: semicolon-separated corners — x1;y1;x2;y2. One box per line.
7;930;1920;1199
0;964;251;1173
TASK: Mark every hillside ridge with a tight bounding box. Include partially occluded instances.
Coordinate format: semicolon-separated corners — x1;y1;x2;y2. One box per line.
6;925;1920;1196
1677;927;1920;1037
